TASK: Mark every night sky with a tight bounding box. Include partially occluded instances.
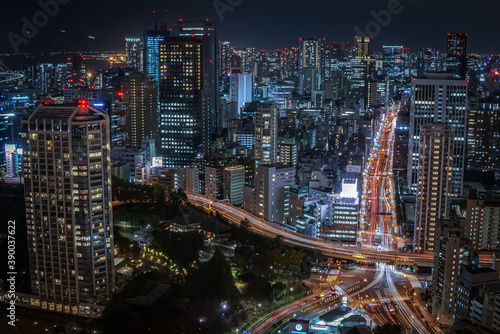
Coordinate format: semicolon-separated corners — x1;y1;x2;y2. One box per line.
0;0;498;54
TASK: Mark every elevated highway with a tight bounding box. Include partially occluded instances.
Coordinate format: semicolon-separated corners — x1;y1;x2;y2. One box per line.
187;192;438;267
187;193;493;267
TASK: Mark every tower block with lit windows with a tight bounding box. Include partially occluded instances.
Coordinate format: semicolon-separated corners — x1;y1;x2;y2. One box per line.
21;102;115;317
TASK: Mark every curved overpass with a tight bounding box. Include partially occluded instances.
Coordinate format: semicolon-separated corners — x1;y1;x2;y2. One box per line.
187;192;493;267
187;192;436;267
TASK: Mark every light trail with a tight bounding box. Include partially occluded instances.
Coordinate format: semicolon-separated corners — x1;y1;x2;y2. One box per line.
187;192;437;266
385;265;431;334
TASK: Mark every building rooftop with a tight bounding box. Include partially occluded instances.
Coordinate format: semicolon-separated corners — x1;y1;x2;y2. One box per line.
319;306;351;322
29;103;107;122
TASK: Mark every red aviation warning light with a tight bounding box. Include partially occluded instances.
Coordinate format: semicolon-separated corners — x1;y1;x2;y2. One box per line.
117;92;124;97
78;99;88;108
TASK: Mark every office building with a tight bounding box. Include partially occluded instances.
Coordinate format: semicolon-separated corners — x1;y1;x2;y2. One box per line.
219;41;235;79
383;45;405;78
446;33;467;79
55;63;68;91
66;55;87;89
465;189;500;251
255;102;278;165
159;36;205;168
124;72;158;147
229;69;253;114
288;186;331;236
111;146;146;182
417;47;440;77
325;42;356;99
355;36;372;59
408;73;468;196
349;37;375;108
414;123;453;254
238;47;256;73
172;19;218;139
317;178;360;246
466;99;500;170
243;165;295;223
110;100;128;147
205;166;223;199
185;166;200;193
37;63;56;95
222;165;245;206
268;84;293;106
277;137;298;168
456;264;500;322
125;37;144;72
299;38;322;95
143;29;169;83
432;222;471;327
5;144;22;177
467;286;500;331
21;103;115;317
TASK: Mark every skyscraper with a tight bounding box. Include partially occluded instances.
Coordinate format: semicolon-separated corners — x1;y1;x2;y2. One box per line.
414;123;453;254
350;36;375;108
124;72;158;147
383;45;405;79
432;221;471;327
465;189;500;251
21;103;115;317
417;47;440;77
255;102;278;166
172;19;218;153
466;98;500;170
125;37;144;72
229;69;253;114
446;33;467;79
37;63;56;95
143;29;169;83
355;36;372;59
325;42;355;99
299;38;323;95
255;50;270;85
408;73;468;196
238;47;256;73
219;41;235;78
66;55;87;89
159;36;204;168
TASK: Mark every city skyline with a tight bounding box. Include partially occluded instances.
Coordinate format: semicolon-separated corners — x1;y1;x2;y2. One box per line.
3;1;500;333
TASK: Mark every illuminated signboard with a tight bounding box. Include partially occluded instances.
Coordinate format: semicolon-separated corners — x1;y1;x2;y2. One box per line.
152;157;163;167
310;325;328;331
289;319;309;334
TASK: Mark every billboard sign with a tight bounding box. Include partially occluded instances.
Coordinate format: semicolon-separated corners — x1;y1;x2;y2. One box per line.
289;319;309;334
